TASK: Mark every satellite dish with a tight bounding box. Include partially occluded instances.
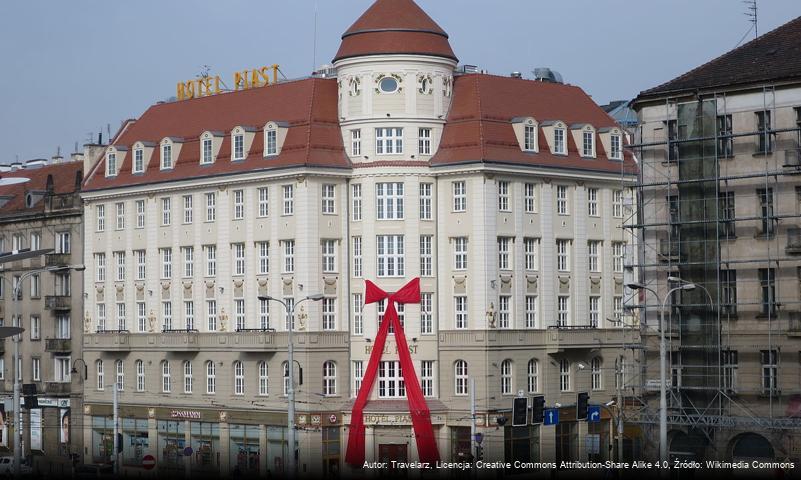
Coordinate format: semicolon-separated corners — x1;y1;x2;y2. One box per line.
0;177;30;186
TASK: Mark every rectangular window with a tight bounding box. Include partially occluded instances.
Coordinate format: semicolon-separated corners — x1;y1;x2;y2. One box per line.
419;235;433;276
722;350;738;393
205;192;216;222
115;303;126;331
96;205;105;232
322;184;336;214
454;237;468;270
421;360;434;397
283;185;294;215
376;235;404;277
667;119;679;162
351;129;362;156
265;129;277;155
614;295;623;322
378;361;406;398
525;295;537;328
160;248;172;279
55;231;71;254
204;245;217;277
353;360;364;397
202;138;213;164
162;301;172;330
235;299;245;330
233;134;245;160
353;293;363;336
184;301;194;330
352;237;362;278
258;299;270;330
716;115;733;158
589;296;600;328
30;315;40;340
498;295;511;328
756;110;773;154
587;188;599;216
498;181;510;212
524;124;536;151
556;239;570;272
720;191;736;238
232;243;245;276
283;240;295;273
420;292;434;334
554;128;566;154
418;128;431;155
557;296;570;327
524;238;539;271
375;127;403;154
524;183;536;213
137;302;146;332
233;190;244;220
721;269;737;315
759;268;776;316
114;251;125;282
207;300;217;331
322;298;336;330
181;247;194;278
107;153;117;176
95;253;106;282
376;182;404;220
758;188;775;236
610;134;622;160
161;197;171;226
322;240;337;273
351;184;362;221
97;304;106;332
556;186;568;215
419;183;432;220
257;242;269;275
136;200;145;228
452;181;466;212
183;195;193;224
761;349;778;394
454;296;468;329
162;144;173;169
32;358;40;382
498;237;512;270
115;202;125;230
135;250;146;280
612;242;625;273
613;190;624;218
258;187;269;217
587;240;601;273
582;131;594;157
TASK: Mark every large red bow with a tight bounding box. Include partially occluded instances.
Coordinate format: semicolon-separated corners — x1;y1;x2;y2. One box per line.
345;278;440;466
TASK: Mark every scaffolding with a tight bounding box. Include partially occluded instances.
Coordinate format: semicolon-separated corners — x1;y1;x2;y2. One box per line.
624;86;801;460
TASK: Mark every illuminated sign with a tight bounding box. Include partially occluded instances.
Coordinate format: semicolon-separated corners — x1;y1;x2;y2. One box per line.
177;65;280;101
170;410;201;419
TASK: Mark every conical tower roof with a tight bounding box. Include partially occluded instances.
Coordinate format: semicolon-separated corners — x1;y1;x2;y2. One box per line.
333;0;457;63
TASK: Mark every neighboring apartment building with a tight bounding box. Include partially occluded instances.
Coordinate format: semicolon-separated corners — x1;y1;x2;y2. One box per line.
632;16;801;463
0;157;85;476
80;0;638;476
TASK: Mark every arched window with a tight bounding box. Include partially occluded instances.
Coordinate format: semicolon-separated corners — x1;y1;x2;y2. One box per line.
115;360;124;391
323;361;337;396
183;361;193;394
258;361;269;396
96;360;104;391
559;359;571;392
234;361;245;395
454;360;468;396
162;360;171;393
501;359;513;395
206;361;216;394
527;359;539;393
591;357;603;391
282;361;290;396
135;360;145;392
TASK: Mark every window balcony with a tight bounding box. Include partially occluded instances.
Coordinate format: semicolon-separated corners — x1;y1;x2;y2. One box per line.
45;338;72;353
45;295;71;311
44;253;71;268
44;382;72;395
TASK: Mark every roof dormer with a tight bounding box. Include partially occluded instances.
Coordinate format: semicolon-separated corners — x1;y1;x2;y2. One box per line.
231;126;257;162
200;131;224;165
511;117;539;153
571;124;597;159
104;146;127;178
263;121;289;158
160;137;184;170
541;121;567;155
599;127;623;161
131;141;156;174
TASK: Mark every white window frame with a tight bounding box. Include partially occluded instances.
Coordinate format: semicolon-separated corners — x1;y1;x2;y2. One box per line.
282;240;295;274
527;359;539;393
556;239;570;272
498;237;512;270
352;237;362;278
376;182;404;220
205;192;216;222
498;295;511;329
351;184;362;221
351;129;362;156
202;137;214;164
376;235;404;277
134;148;144;173
161;197;171;226
588;188;599;217
322;184;336;214
183;195;193;224
454;296;468;329
419;235;433;277
323;361;337;396
453;181;466;212
419;183;432;220
421;360;435;397
500;359;513;395
454;360;468;396
233;190;244;220
161;143;173;169
418;128;431;155
353;293;363;336
554;128;566;154
258;187;269;217
136;200;145;229
322;298;336;331
375;127;403;155
498;181;510;212
96;205;105;232
282;185;294;215
257;241;269;275
558;295;570;327
556;185;568;215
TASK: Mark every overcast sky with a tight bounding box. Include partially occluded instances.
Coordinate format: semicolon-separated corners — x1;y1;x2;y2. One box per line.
1;0;799;162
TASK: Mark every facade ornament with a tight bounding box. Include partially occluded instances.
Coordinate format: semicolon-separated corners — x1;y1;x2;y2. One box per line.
257;278;268;287
162;281;170;290
116;285;124;293
233;279;244;289
219;411;228;422
348;76;361;97
183;281;192;290
486;302;496;329
84;311;92;333
297;306;307;331
148;310;156;333
148;408;156;419
205;280;215;289
219;308;228;332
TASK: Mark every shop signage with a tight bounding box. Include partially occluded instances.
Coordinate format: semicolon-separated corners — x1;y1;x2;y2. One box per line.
170;410;201;419
364;414;413;425
365;344;417;355
37;398;70;408
176;65;280;101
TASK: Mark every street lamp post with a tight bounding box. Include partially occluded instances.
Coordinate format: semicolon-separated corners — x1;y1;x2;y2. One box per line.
11;264;84;478
257;293;323;476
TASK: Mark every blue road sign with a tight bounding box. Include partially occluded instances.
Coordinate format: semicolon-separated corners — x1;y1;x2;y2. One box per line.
544;408;559;426
587;405;601;423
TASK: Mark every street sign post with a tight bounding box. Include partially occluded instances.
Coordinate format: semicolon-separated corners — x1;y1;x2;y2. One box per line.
544;408;559;426
587;405;601;423
142;454;156;470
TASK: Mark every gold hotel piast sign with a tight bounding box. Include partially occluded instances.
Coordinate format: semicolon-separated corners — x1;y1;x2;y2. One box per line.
177;65;280;101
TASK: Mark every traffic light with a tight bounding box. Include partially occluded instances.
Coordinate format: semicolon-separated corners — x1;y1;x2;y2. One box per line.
531;395;545;424
512;397;528;426
22;383;38;409
117;433;123;453
475;445;483;461
576;392;590;420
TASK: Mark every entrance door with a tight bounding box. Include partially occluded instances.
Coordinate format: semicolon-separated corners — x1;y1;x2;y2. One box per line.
378;444;408;467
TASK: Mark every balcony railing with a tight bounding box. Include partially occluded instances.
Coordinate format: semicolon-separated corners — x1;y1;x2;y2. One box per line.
45;295;71;310
45;338;72;352
84;331;350;353
44;253;71;267
787;228;801;255
44;382;72;395
789;312;801;336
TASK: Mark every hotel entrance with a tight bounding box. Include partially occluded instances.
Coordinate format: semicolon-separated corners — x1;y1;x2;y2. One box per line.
379;444;408;465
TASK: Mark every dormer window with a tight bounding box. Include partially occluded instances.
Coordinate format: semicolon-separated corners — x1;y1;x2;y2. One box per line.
162;143;173;169
106;152;117;177
610;134;622;160
202;138;213;164
233;134;245;161
524;124;536;151
582;131;594;157
554;128;566;154
265;129;277;156
133;148;144;173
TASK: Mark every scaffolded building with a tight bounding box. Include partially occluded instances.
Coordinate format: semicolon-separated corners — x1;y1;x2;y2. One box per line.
629;16;801;463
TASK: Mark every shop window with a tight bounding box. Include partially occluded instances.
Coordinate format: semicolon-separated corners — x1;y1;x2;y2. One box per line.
229;424;260;476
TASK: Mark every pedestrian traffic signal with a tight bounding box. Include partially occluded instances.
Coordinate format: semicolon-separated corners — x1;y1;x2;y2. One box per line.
576;392;590;420
531;395;545;424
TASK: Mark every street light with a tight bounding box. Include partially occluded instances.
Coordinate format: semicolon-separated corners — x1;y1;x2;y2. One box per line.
626;280;698;470
257;293;323;476
12;263;84;478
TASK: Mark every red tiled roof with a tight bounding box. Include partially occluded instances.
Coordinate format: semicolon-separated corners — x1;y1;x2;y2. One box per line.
83;77;349;192
333;0;456;63
432;74;638;175
638;15;801;98
0;162;83;215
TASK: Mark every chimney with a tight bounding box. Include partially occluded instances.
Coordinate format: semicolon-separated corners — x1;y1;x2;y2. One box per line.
83;143;106;176
70;152;84;164
51;155;64;164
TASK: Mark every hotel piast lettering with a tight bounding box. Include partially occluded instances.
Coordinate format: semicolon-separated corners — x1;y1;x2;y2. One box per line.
365;344;417;355
177;65;280;101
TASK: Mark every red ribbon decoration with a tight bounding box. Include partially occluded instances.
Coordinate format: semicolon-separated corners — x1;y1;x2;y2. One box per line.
345;278;440;466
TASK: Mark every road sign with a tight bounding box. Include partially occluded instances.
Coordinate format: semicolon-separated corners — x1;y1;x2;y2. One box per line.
183;446;194;456
544;408;559;426
142;454;156;470
587;405;601;423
